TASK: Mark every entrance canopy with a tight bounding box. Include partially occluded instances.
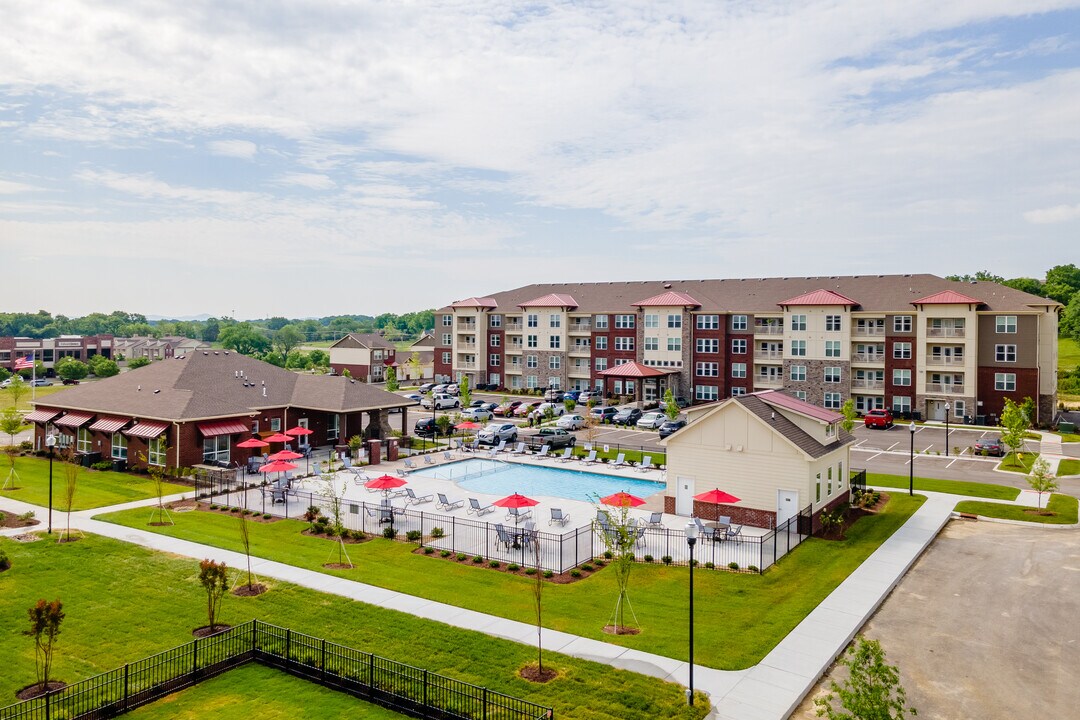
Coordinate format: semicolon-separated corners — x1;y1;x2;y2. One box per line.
596;361;673;379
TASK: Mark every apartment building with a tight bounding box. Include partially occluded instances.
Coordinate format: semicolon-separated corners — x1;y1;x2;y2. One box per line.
328;333;397;382
434;275;1061;424
0;334;114;372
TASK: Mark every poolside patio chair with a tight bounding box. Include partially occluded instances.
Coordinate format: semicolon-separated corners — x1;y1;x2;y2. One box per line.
579;450;597;465
693;516;720;542
423;455;436;466
404;488;433;505
380;498;405;521
437;493;464;511
637;456;654;472
494;524;514;551
610;453;626;469
549;508;571;526
486;446;499;459
365;506;390;524
510;441;527;456
533;445;551;460
507;506;532;524
403;458;418;470
643;512;664;529
468;497;495;516
443;451;454;462
553;448;573;463
271;488;287;505
342;456;353;469
725;524;743;543
497;440;511;453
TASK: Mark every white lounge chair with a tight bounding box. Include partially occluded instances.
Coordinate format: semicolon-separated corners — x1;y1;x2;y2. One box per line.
403;458;418;470
638;456;654;472
610;453;627;469
553;448;573;462
443;451;454;462
423;455;436;466
507;507;532;524
437;493;464;511
405;488;433;505
468;498;494;516
549;508;571;526
533;445;551;460
509;442;527;456
579;450;598;465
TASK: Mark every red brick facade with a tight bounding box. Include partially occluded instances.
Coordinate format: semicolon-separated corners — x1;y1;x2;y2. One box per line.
976;366;1039;422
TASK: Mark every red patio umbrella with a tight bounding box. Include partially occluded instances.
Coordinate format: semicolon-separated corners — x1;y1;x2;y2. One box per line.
268;450;303;461
259;460;297;474
365;475;407;491
237;437;269;449
263;433;293;444
454;421;482;430
493;493;539;509
694;488;741;521
600;491;646;508
285;426;314;437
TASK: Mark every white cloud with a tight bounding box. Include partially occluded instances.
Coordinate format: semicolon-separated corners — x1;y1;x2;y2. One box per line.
207;139;257;159
0;179;42;194
275;172;336;190
1025;202;1080;224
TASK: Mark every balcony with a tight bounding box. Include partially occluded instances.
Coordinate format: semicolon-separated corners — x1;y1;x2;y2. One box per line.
457;362;477;370
456;320;477;330
458;342;477;351
852;379;885;389
927;327;965;338
926;355;965;366
754;350;783;361
755;375;783;388
851;353;885;364
569;346;591;357
754;324;784;335
853;325;885;337
569;322;592;334
926;383;965;395
505;323;523;332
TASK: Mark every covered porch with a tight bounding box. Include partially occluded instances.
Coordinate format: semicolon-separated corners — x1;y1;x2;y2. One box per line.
596;361;679;406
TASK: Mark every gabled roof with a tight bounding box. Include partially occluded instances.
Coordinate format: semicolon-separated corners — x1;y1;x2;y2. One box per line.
735;394;855;459
518;293;579;309
596;361;673;378
911;290;982;306
631;291;701;308
753;389;844;423
778;289;859;307
329;333;395;350
450;297;499;309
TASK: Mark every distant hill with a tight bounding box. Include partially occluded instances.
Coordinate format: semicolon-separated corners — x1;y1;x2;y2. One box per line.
145;313;214;322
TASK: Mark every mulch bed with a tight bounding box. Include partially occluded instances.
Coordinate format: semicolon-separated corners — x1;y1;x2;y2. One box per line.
412;546;606;584
519;665;559;683
1023;509;1057;517
602;625;641;636
10;532;43;543
16;681;66;700
819;492;891;540
301;528;372;544
0;511;39;529
198;503;282;523
232;583;268;597
323;562;355;569
191;624;232;638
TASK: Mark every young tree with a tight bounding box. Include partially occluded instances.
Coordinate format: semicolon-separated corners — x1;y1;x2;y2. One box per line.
59;461;81;542
999;397;1031;458
273;324;304;356
840;399;857;434
435;414;452;438
1;406;26;490
563;397;576;414
25;599;64;694
458;376;471;407
662;388;680;421
814;636;916;719
198;559;229;633
55;357;90;382
319;476;353;567
524;523;555;681
593;498;640;634
140;440;174;526
5;375;28;412
385;366;399;392
88;357;119;378
407;352;422;381
1026;457;1057;510
237;513;259;592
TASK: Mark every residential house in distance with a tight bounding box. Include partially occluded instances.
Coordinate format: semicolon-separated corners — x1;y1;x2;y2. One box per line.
433;275;1061;424
399;333;435;382
113;336;210;361
327;333;397;382
662;389;855;529
0;334;114;372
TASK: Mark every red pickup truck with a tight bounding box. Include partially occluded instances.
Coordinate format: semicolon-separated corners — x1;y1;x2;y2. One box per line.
863;409;894;429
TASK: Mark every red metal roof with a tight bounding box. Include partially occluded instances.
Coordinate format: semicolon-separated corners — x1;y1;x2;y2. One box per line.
54;411;94;428
911;290;982;305
88;416;130;433
755;389;843;423
778;289;858;306
631;291;701;308
450;296;499;309
24;409;60;423
518;293;578;309
596;361;672;378
197;419;249;437
125;420;170;439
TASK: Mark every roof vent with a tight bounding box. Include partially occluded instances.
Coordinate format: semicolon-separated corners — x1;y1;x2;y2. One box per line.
214;351;219;355
235;371;239;378
137;385;141;392
203;351;209;355
663;283;671;289
262;387;267;397
223;351;229;355
153;389;160;394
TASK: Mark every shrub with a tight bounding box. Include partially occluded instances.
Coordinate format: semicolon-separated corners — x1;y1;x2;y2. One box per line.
0;549;9;571
382;527;397;540
472;555;484;564
489;560;500;568
603;550;613;559
690;559;699;567
747;565;759;573
580;563;594;572
242;509;252;516
230;507;240;513
507;563;520;571
661;555;673;565
262;513;271;520
525;567;537;575
423;546;435;555
570;569;582;578
209;504;219;510
430;527;445;539
324;527;337;537
91;461;112;471
728;562;739;570
643;554;654;563
19;510;35;521
704;562;715;569
543;570;553;578
594;559;605;567
405;530;422;543
304;505;322;523
456;553;468;562
440;550;452;558
351;530;366;541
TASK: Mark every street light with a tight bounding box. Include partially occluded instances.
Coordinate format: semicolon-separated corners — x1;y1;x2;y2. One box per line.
908;422;915;497
944;402;951;457
45;434;56;534
684;521;697;706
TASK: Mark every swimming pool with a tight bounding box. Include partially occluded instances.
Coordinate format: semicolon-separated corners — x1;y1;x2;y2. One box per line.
412;458;665;503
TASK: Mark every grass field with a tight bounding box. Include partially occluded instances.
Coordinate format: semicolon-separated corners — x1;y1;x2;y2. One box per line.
1;385;67;413
0;456;189;510
954;493;1078;524
867;472;1020;500
1058;459;1080;477
126;664;406;719
999;451;1039;474
97;493;923;670
0;534;704;720
1060;337;1079;406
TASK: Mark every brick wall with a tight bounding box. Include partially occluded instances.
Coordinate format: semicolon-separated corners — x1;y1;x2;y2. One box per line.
976;366;1039;422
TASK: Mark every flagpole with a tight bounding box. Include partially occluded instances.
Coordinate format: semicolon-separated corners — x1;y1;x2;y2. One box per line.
31;354;36;403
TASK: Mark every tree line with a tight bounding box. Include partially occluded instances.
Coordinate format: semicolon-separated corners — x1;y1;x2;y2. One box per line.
946;263;1080;341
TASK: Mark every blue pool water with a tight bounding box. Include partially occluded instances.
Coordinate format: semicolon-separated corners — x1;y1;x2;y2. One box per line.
413;459;665;502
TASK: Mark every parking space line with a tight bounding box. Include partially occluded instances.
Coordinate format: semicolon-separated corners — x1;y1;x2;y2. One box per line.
922;445;934;453
866;451;885;462
886;442;898;451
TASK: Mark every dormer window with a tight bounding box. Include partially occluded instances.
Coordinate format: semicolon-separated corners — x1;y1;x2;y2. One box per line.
825;423;835;437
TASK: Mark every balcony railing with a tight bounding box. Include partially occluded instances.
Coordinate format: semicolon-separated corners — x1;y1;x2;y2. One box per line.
458;342;477;351
754;350;783;361
755;375;783;387
927;327;965;338
926;355;965;366
505;323;523;332
853;326;885;336
456;320;477;330
852;379;885;389
569;323;592;333
754;324;784;335
569;346;591;356
926;383;965;395
457;362;477;370
851;353;885;363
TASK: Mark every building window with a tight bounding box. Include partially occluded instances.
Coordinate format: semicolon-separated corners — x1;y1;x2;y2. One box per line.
527;375;538;389
732;339;747;354
893;315;912;332
790;314;807;331
489;315;501;328
893;342;911;359
595;336;608;350
594;315;609;329
202;435;230;464
549;356;561;370
549;314;561;328
441;352;451;364
893;369;911;386
527;314;538;328
696;362;719;377
549;336;561;350
270;418;281;432
794;390;808;401
892;395;911;413
823;392;842;409
76;427;92;453
644;314;659;328
644;337;659;351
996;315;1017;334
695;385;719;401
490;335;500;347
731;362;746;378
615;337;634;351
696;315;719;330
790;340;806;357
668;314;683;329
147;436;165;466
731;387;747;396
111;433;128;460
527;335;538;348
790;365;806;381
615;314;635;329
730;315;747;331
995;373;1016;391
995;344;1017;363
824;340;841;358
441;333;451;346
667;337;682;352
696;338;718;353
490;354;500;367
824;367;841;383
816;476;821;502
510;375;521;389
527;355;538;368
595;357;608;371
442;315;452;327
826;315;841;332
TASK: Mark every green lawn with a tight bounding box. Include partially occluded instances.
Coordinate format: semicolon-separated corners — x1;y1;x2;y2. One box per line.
0;456;189;510
0;534;703;720
954;494;1078;524
97;493;923;670
1;385;67;413
126;663;406;719
999;452;1039;474
1058;459;1080;477
867;472;1019;500
568;443;667;465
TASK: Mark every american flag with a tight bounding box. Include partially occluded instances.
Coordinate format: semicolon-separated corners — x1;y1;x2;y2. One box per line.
13;354;34;370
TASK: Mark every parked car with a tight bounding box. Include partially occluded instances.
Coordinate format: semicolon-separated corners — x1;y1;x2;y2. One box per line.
636;411;667;430
468;399;486;408
589;406;618;423
478;423;518;445
493;400;523;416
578;391;601;404
421;393;460;410
660;396;690;411
557;414;586;430
445;384;460;396
473;383;490;391
562;390;581;403
479;402;499;412
658;419;687;439
461;407;494;422
403;393;423;404
30;379;52;387
527;427;576;450
514;401;543;417
418;382;437;393
61;378;81;385
543;388;564;402
414;418;440;437
534;402;566;418
613;408;643;426
973;436;1005;457
432;384;448;394
863;409;894;429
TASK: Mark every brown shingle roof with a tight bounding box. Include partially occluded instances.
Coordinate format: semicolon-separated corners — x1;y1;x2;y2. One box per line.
331;333;395;350
736;394;855;459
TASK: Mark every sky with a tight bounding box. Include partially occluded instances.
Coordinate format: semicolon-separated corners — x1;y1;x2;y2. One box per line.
2;1;1079;319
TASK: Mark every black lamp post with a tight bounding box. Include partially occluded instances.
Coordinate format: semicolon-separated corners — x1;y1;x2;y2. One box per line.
908;421;915;497
45;434;56;533
944;402;951;457
684;521;697;706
